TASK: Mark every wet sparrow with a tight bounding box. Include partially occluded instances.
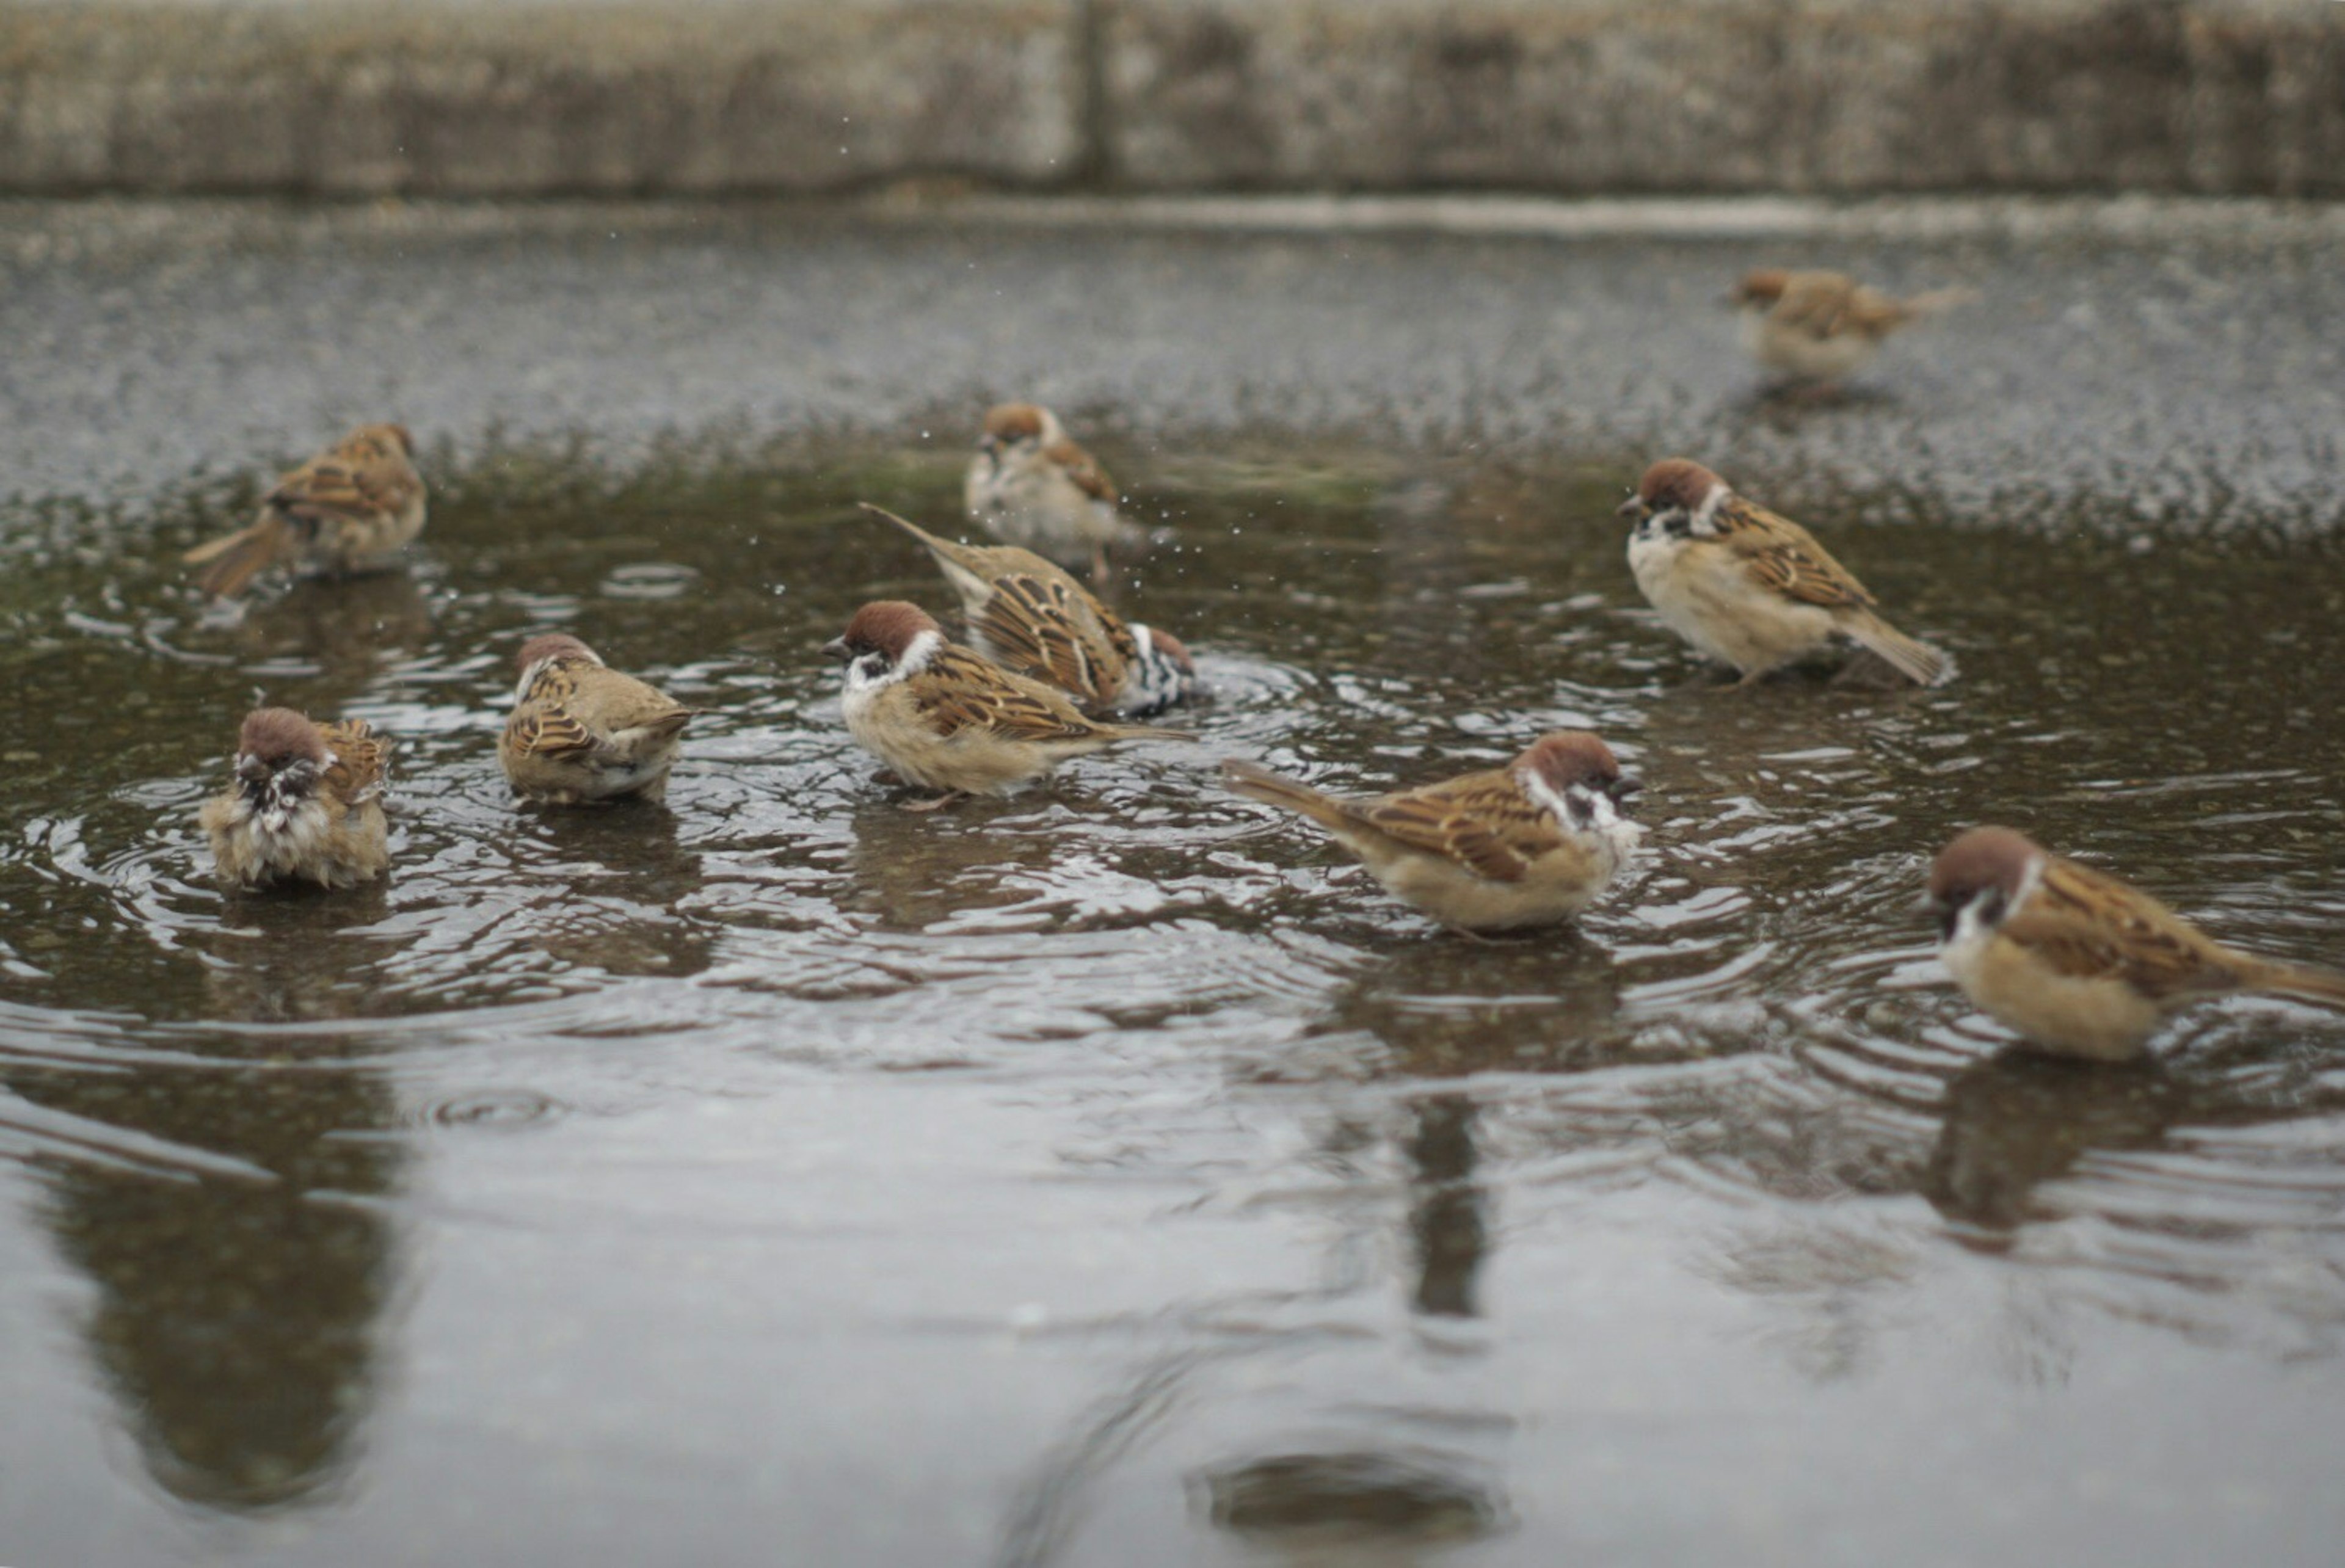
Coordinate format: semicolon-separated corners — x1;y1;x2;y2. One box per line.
1618;458;1952;687
1730;268;1976;389
184;423;426;597
1928;826;2345;1062
1222;733;1642;935
201;707;391;890
964;402;1146;580
500;634;696;805
821;600;1194;810
863;503;1198;717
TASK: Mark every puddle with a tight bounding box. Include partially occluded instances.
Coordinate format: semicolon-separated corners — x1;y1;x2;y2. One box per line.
2;442;2344;1564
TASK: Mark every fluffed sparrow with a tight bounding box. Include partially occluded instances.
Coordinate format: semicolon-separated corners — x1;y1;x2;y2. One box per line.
1618;458;1953;686
500;634;696;805
820;600;1194;810
201;706;391;890
862;503;1198;717
184;423;426;598
1222;732;1642;935
964;402;1146;579
1927;826;2345;1062
1730;268;1976;389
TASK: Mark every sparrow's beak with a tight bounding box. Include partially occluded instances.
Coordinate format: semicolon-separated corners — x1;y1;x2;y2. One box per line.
976;434;1000;455
1614;496;1646;520
820;637;853;664
1608;775;1644;813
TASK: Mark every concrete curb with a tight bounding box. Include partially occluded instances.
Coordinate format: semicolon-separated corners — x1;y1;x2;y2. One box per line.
2;0;2340;197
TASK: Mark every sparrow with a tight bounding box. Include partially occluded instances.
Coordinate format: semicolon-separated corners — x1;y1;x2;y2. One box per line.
1618;458;1953;686
862;503;1198;717
1927;826;2345;1062
1221;732;1642;935
964;402;1146;579
820;600;1194;810
184;423;426;597
500;634;696;805
1729;268;1976;389
200;706;391;890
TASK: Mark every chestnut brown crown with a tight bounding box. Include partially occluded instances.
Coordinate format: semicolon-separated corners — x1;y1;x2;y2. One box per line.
981;403;1050;445
1928;826;2043;911
236;707;328;769
825;600;943;664
1516;731;1634;800
1731;269;1791;307
1145;629;1196;673
1635;458;1726;514
517;633;600;671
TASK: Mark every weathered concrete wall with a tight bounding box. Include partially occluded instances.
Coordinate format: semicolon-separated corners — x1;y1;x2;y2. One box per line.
1;0;2340;196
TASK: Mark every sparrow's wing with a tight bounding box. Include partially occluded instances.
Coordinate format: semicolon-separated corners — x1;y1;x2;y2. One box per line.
1337;769;1565;884
318;719;391;801
581;672;696;741
974;575;1130;706
909;647;1113;744
1717;499;1879;609
268;448;416;526
504;703;598;758
1775;272;1885;339
2007;856;2245;1000
1045;440;1118;504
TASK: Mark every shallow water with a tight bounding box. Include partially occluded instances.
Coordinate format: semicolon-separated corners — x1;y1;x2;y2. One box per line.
4;443;2345;1564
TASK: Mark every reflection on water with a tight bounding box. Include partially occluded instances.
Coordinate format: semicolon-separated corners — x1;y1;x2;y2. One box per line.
7;1039;401;1508
1;439;2344;1557
1196;1450;1513;1563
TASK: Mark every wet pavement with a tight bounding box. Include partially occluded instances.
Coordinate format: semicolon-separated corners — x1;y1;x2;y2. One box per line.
2;199;2344;1566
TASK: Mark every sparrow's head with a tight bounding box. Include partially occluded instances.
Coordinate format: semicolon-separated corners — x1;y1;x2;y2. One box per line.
1728;269;1791;309
1128;625;1201;709
1927;827;2045;942
345;423;417;461
1516;731;1640;831
232;707;332;831
822;600;945;683
976;402;1063;464
517;633;600;671
514;632;602;699
1615;457;1730;540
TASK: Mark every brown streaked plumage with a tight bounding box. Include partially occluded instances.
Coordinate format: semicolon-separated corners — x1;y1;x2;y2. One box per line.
1929;826;2345;1061
500;633;696;805
964;402;1146;580
823;600;1193;810
1221;732;1643;935
1620;457;1952;686
1729;267;1976;387
184;423;426;598
200;707;392;890
861;503;1198;716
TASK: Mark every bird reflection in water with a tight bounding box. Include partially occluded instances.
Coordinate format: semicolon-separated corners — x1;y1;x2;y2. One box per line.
1924;1047;2182;1241
1193;1448;1514;1566
214;570;437;712
5;1035;402;1509
514;803;715;978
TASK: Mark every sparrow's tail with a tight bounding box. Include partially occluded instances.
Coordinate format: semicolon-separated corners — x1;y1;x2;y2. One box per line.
2245;958;2345;1010
862;501;995;607
1897;286;1981;324
1102;722;1197;744
1844;612;1955;688
183;514;296;597
1221;759;1349;830
861;502;944;553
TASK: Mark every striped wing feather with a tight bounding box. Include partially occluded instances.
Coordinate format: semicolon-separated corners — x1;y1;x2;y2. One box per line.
1718;498;1877;609
909;647;1119;744
2009;857;2244;1000
1339;770;1560;884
